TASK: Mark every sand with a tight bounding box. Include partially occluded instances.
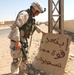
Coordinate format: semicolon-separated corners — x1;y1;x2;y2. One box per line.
0;25;74;75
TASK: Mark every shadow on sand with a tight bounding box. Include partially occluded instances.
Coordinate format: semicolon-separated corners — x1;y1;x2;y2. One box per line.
1;64;50;75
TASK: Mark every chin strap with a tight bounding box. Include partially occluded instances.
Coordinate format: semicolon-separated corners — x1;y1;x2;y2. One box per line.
41;8;46;13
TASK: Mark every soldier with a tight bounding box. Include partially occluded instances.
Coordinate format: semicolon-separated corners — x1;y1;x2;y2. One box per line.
8;2;46;75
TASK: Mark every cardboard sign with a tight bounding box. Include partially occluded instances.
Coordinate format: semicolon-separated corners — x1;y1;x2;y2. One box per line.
33;33;71;75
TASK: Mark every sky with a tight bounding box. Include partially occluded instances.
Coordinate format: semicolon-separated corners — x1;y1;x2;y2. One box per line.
0;0;74;22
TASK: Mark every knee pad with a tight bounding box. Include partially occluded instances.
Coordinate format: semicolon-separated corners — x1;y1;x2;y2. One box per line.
13;58;19;63
12;58;22;68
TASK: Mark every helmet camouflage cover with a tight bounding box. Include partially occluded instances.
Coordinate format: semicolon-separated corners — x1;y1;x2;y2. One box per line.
31;2;44;13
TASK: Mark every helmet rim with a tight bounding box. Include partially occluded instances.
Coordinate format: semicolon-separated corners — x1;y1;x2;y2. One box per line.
31;2;43;13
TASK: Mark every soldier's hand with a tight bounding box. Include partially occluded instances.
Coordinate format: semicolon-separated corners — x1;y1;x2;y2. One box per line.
15;41;21;50
41;31;46;36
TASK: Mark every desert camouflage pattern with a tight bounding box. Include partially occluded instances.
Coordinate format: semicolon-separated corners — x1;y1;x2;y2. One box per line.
8;10;41;75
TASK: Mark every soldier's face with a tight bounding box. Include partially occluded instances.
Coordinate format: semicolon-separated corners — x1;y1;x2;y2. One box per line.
32;8;40;17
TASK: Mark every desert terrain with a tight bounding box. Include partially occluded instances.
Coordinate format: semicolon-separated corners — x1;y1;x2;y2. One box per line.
0;20;74;75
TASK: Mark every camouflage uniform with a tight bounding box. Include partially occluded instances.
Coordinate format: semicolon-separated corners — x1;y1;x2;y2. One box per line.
8;10;41;75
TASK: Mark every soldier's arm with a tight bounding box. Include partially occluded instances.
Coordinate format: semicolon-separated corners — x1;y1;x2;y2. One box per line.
35;26;46;34
35;21;48;26
8;11;29;42
15;11;29;27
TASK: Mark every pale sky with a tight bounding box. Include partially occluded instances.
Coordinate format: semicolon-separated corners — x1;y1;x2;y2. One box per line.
0;0;74;21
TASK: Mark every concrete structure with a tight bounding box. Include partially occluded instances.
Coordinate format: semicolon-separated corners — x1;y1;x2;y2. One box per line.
64;20;74;33
0;21;4;25
0;21;14;25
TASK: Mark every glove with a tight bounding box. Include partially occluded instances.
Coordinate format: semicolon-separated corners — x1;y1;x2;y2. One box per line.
35;21;41;25
41;31;46;36
15;41;21;50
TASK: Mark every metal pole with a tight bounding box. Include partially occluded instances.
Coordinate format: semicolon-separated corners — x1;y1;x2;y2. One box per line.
48;0;53;33
59;0;64;35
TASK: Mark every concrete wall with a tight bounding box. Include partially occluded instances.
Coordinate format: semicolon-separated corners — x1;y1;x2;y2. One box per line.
0;21;4;24
64;20;74;33
0;21;14;25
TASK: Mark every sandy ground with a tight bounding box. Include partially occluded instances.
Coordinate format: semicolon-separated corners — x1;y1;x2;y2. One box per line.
0;25;74;75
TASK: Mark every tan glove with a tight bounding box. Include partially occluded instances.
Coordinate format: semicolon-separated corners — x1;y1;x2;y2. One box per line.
41;31;46;36
15;41;21;50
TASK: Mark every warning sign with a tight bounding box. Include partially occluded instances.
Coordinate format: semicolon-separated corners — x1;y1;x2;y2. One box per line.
33;33;71;75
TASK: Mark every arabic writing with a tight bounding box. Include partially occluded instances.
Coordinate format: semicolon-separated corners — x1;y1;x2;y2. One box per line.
40;47;50;53
41;37;64;47
54;50;65;59
35;56;62;68
40;47;65;59
34;34;71;73
66;39;69;51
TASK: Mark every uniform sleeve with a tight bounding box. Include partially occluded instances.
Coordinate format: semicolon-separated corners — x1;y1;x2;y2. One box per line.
8;26;20;41
8;11;29;41
35;26;42;33
15;11;29;27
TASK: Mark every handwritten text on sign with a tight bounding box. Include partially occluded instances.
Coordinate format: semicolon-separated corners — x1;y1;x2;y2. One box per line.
33;33;71;75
